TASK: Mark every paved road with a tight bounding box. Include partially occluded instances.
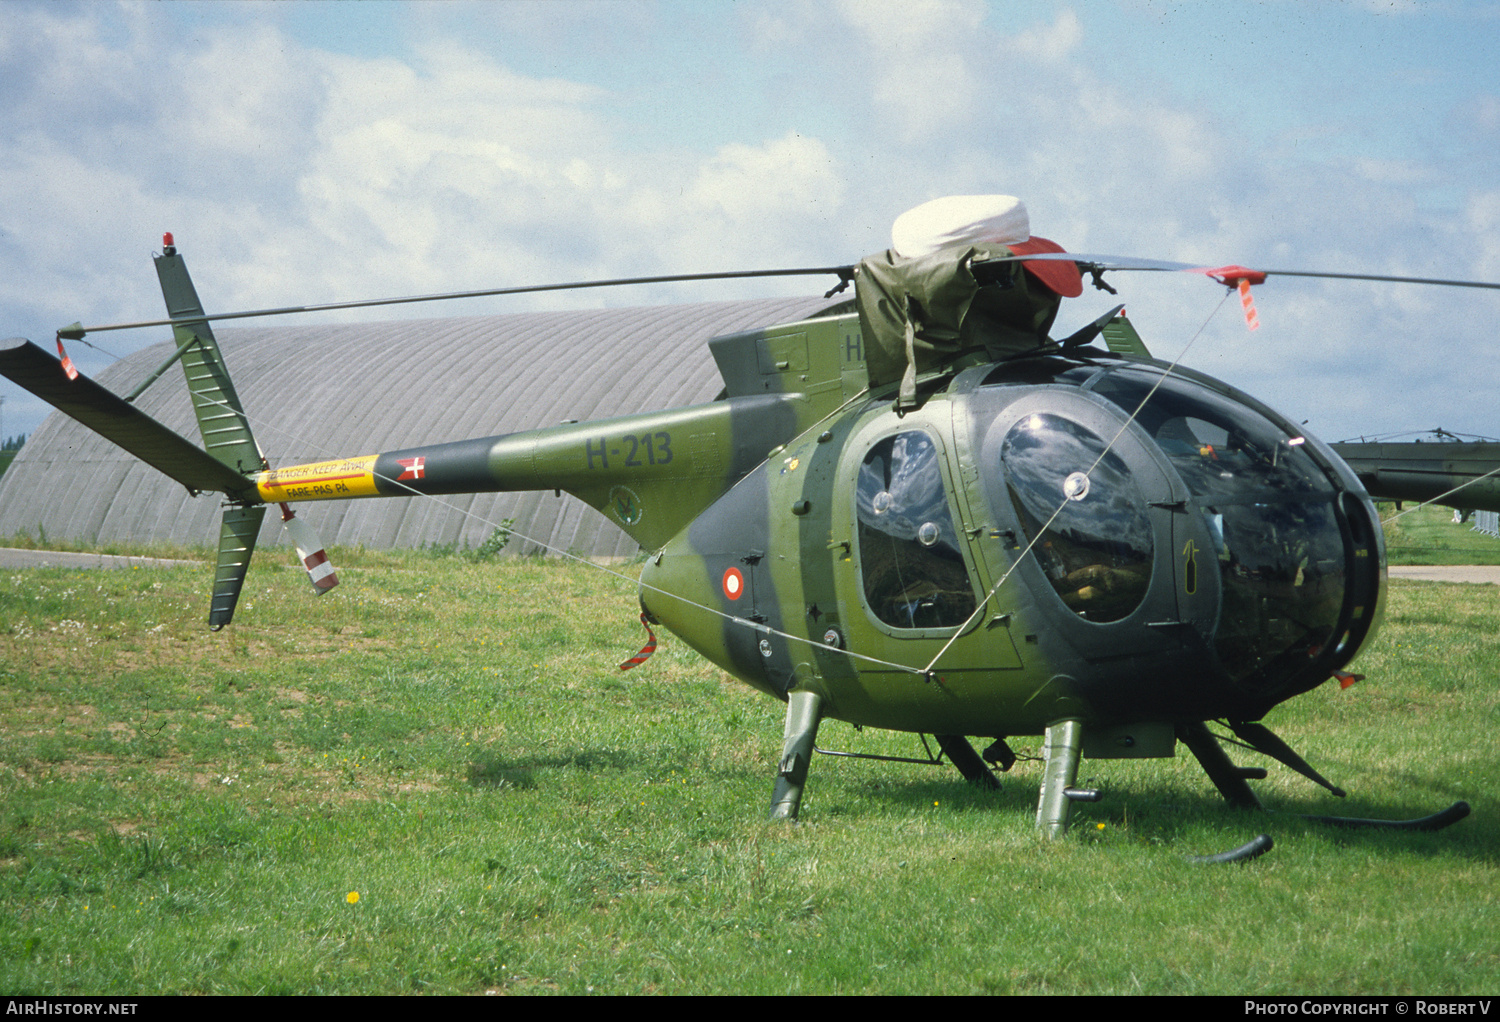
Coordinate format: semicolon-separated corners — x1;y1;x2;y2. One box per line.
0;547;202;570
1388;565;1500;584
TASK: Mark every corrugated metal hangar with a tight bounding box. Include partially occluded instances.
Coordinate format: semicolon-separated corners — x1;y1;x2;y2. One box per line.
0;296;841;557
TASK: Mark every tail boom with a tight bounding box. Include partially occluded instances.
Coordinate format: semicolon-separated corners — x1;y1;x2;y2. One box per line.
256;392;807;550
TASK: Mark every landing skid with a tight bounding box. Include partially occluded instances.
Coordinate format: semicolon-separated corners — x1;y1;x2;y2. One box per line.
1179;720;1472;834
1296;801;1471;832
765;703;1470;853
1184;834;1275;865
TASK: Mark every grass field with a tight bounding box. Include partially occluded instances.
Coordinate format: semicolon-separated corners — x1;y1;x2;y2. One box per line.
1381;503;1500;565
0;533;1496;995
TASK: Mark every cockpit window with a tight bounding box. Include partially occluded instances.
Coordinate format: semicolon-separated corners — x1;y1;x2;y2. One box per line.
1086;365;1346;688
1087;367;1334;500
857;432;977;629
1001;413;1153;622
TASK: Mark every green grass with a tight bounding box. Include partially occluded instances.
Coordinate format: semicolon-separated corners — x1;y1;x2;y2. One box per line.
0;547;1495;995
1380;502;1500;565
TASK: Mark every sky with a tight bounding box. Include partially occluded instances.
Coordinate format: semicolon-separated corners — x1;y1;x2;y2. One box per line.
2;0;1498;445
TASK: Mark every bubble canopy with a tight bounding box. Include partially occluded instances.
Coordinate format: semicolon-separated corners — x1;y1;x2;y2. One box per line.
971;354;1380;701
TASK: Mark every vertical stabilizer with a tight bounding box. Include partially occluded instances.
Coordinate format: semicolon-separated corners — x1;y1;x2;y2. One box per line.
1101;312;1150;357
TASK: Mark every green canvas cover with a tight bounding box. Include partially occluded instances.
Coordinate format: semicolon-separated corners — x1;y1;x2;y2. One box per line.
855;244;1063;409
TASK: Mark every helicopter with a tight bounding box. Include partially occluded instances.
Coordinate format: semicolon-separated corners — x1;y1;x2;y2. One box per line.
2;194;1493;861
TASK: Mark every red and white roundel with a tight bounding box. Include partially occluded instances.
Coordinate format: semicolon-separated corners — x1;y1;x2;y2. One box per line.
722;566;745;600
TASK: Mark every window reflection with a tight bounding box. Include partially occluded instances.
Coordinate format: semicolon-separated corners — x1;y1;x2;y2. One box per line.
1001;413;1153;622
857;433;977;629
1202;499;1346;684
1088;368;1333;500
1087;366;1346;688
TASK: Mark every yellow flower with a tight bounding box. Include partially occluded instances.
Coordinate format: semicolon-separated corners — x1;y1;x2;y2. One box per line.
1096;823;1106;831
346;891;360;904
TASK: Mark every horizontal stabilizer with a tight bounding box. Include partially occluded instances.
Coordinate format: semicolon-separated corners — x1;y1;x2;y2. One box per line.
0;339;255;499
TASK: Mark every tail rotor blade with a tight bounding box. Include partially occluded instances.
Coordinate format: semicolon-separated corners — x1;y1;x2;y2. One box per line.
210;505;265;630
0;340;255;498
154;242;266;476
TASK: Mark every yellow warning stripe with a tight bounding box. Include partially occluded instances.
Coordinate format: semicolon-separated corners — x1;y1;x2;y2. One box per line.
256;455;380;502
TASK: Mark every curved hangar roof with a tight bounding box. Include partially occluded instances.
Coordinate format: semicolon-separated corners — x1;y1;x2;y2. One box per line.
0;296;841;557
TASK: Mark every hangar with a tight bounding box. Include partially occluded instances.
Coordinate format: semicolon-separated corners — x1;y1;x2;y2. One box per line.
0;296;841;558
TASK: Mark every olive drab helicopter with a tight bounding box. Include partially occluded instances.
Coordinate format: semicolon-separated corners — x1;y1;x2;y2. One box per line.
4;195;1495;861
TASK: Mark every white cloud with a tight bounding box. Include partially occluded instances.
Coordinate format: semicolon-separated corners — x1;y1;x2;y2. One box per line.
2;0;1498;444
283;44;617;293
268;42;845;303
1010;8;1083;62
1463;190;1500;280
678;133;844;256
833;0;988;141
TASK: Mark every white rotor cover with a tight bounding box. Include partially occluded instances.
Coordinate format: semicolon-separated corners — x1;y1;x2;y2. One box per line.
890;195;1031;259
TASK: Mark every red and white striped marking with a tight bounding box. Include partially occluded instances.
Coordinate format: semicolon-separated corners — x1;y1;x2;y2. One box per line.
300;548;338;592
280;504;339;595
618;612;658;671
1194;265;1265;332
1237;278;1260;331
56;336;78;381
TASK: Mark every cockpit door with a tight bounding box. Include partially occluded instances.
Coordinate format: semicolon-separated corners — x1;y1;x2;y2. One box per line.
831;414;1020;681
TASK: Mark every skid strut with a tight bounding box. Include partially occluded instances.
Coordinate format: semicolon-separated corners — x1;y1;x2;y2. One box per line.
1036;719;1089;837
1177;721;1263;809
769;690;823;821
935;735;1001;789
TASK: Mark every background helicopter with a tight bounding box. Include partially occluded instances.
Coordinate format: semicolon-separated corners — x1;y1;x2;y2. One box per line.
2;195;1494;859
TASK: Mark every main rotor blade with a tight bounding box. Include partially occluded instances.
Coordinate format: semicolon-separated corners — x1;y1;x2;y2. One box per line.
992;251;1500;291
1241;268;1500;291
62;246;1497;341
61;264;858;338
